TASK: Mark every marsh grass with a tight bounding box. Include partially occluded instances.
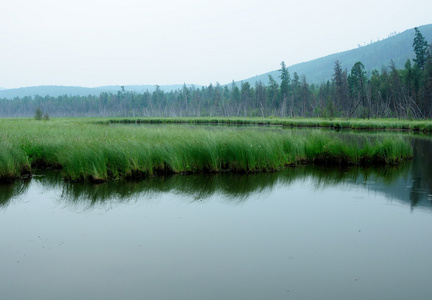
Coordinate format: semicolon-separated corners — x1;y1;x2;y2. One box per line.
0;141;31;181
0;118;413;182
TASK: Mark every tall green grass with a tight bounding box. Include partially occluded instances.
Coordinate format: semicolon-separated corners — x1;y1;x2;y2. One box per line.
0;141;30;181
0;118;413;182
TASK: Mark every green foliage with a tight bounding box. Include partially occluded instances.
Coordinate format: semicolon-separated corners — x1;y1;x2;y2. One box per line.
279;61;291;103
324;97;336;120
34;106;43;120
348;62;367;92
235;24;432;86
1;26;432;119
0;140;30;181
406;107;413;121
0;118;414;182
2;56;429;119
279;61;291;83
413;27;429;69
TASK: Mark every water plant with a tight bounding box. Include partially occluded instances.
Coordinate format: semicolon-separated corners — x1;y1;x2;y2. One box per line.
0;118;413;182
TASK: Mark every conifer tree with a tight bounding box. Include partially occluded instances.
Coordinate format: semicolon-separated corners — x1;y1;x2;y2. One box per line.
34;106;43;120
413;27;428;69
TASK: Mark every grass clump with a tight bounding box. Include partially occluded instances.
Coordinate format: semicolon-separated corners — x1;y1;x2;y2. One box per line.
0;118;414;182
0;141;31;182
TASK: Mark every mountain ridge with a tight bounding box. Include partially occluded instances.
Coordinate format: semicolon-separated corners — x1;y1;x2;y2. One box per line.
1;24;431;99
234;23;432;86
0;84;201;99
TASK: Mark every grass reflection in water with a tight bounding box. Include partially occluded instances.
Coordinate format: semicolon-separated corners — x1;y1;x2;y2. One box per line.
2;161;425;211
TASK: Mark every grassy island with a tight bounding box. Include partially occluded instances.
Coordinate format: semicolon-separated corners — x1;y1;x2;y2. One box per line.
0;118;413;182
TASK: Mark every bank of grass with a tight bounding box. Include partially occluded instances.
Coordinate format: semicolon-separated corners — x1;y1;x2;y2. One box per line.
107;117;432;132
0;118;413;182
0;141;31;181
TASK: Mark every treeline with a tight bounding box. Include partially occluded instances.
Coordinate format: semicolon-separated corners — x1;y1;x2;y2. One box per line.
1;28;431;119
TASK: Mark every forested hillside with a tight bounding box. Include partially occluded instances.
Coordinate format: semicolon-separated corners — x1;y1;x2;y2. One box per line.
1;24;431;100
1;26;431;119
238;24;432;86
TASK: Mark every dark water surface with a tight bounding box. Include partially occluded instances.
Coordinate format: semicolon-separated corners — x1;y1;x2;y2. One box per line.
1;137;432;300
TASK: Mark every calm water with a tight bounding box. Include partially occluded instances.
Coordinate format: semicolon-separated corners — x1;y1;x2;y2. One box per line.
1;136;432;300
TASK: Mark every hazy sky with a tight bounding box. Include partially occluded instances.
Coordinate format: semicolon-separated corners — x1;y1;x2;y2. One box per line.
1;0;430;89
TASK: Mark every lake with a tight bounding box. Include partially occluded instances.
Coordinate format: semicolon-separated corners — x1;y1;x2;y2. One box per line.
1;134;432;300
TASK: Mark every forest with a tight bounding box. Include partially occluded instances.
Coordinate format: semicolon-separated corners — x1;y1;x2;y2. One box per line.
1;28;431;120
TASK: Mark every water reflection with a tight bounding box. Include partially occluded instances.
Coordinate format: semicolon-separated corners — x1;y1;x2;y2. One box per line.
409;138;432;208
0;178;31;208
1;153;431;211
44;172;284;206
1;135;431;210
2;134;431;300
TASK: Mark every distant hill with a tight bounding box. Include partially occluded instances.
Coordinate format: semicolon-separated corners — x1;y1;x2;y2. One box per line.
2;24;431;99
0;84;200;100
235;24;432;86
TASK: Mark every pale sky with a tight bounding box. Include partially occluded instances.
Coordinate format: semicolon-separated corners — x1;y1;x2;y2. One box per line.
0;0;430;89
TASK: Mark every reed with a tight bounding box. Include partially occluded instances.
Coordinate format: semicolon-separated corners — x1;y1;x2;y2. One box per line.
0;118;414;182
0;141;31;181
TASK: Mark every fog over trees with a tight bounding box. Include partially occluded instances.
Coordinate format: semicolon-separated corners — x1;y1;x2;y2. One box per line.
1;28;431;119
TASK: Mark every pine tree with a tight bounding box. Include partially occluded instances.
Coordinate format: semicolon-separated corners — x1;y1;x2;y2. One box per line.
279;61;291;116
423;45;432;117
413;27;428;70
332;60;349;116
348;62;367;118
34;106;43;120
